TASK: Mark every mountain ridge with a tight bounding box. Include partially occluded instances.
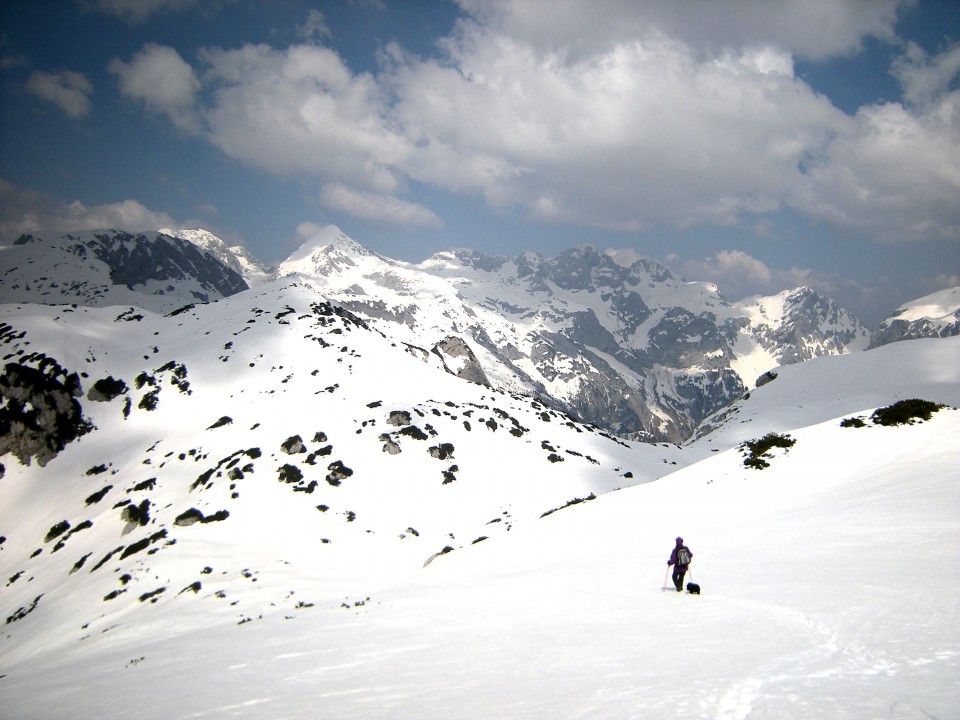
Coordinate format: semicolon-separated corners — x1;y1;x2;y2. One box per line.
3;225;956;442
275;227;871;441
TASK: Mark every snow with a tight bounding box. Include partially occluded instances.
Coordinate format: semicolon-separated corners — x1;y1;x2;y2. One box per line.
887;286;960;324
1;236;959;718
2;280;957;717
694;336;960;447
4;407;958;719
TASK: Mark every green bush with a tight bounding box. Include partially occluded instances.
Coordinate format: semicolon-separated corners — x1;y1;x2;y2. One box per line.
740;432;796;470
871;399;946;426
840;416;866;428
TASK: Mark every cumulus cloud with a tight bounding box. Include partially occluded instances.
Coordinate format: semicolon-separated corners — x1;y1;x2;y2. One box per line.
389;25;846;230
297;9;332;41
386;3;956;244
109;43;200;132
892;41;960;108
663;249;809;299
454;0;907;61
650;246;958;327
795;42;960;243
197;43;408;191
319;183;442;228
0;179;180;242
295;222;326;241
26;70;93;119
106;1;958;244
794;93;960;242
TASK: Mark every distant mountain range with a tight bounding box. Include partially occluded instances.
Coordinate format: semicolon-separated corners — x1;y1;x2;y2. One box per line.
0;226;956;442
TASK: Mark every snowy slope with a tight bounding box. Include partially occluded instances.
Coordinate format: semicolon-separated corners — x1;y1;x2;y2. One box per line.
0;277;683;670
2;344;957;719
870;285;960;348
691;335;960;446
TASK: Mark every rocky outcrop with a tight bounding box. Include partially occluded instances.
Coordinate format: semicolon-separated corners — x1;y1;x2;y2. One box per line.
0;354;93;466
432;337;490;386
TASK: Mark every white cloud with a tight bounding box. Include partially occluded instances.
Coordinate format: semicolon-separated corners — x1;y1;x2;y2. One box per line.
387;4;957;244
106;2;957;247
795;97;960;242
0;179;180;241
664;249;796;298
454;0;908;61
661;247;878;315
25;70;93;119
197;43;409;190
109;43;200;132
319;183;442;228
389;26;846;230
788;42;960;243
295;222;325;240
297;10;331;42
654;247;959;327
892;41;960;108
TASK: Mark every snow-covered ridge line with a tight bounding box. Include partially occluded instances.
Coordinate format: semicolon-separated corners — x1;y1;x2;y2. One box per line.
3;224;957;443
870;285;960;347
275;226;873;442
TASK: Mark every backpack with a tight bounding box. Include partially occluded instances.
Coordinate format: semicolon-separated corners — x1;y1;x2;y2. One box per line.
677;546;691;565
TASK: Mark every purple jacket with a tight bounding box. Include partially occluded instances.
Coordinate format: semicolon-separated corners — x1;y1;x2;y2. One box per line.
668;538;692;568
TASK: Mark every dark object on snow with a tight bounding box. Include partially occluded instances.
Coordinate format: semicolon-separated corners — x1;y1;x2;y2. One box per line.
755;370;778;387
687;582;701;595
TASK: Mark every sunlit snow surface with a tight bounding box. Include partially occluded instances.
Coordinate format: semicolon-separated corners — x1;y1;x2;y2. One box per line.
1;278;958;718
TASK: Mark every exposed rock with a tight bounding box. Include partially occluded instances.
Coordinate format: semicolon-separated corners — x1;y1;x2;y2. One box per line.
756;370;779;387
0;354;93;466
432;337;490;386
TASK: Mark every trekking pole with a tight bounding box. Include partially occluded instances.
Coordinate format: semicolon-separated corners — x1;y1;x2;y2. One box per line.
662;566;669;590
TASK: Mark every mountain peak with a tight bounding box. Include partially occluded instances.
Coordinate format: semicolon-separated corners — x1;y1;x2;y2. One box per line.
278;226;378;279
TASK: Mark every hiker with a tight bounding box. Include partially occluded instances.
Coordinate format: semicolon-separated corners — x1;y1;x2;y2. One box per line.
667;537;692;592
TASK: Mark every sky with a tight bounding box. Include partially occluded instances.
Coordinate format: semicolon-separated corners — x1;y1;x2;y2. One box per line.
0;0;958;326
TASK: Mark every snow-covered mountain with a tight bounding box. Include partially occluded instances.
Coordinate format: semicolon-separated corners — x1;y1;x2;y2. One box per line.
2;268;957;717
735;286;869;365
2;224;925;446
162;228;274;287
869;285;960;348
0;230;248;311
276;226;869;442
0;277;681;661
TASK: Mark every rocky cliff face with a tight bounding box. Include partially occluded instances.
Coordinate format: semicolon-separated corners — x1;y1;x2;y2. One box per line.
2;231;248;310
163;228;274;286
276;227;869;442
0;225;877;443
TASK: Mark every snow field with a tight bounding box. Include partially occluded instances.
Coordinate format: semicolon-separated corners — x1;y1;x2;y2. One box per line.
4;408;957;719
